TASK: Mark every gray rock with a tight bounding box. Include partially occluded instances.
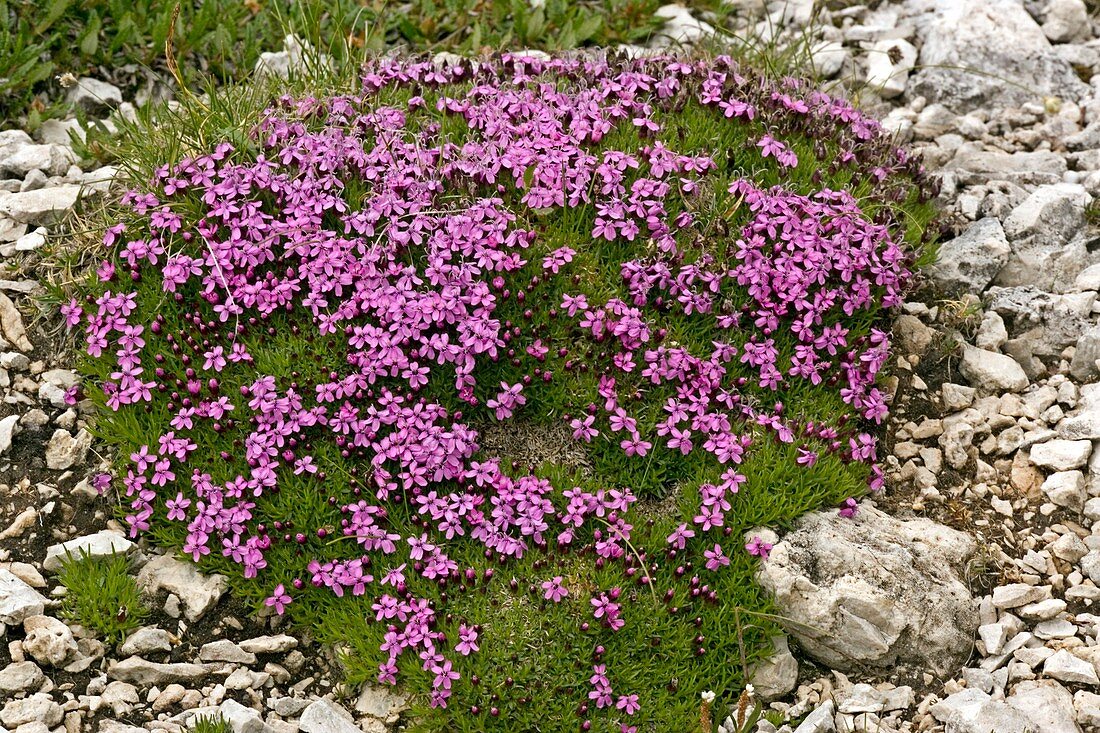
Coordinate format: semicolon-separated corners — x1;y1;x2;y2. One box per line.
1074;690;1100;728
653;4;715;45
978;621;1010;654
839;683;914;713
14;228;46;253
1070;323;1100;380
199;639;257;665
44;530;134;572
748;635;799;701
942;382;976;410
927;218;1010;293
0;693;63;728
931;688;1035;733
755;506;977;676
865;38;918;98
239;635;298;654
271;697;311;717
962;667;994;693
0;567;48;624
0;291;33;352
65;77;122;113
910;0;1089;111
0;143;76;178
793;700;835;733
0;185;81;225
102;681;140;716
1029;439;1092;471
1049;533;1088;562
1081;550;1100;583
108;657;209;685
0;661;45;693
355;683;409;722
985;289;1095;358
254;35;334;80
298;698;360;733
118;626;174;657
894;314;935;355
997;183;1091;290
1043;0;1091;42
1057;383;1100;439
0;413;20;454
1007;680;1081;733
98;720;147;733
976;311;1008;351
960;345;1029;393
35;118;85;146
946;149;1067;186
1041;470;1087;511
22;615;78;667
0;216;26;242
1044;649;1100;685
136;554;227;622
44;428;92;470
178;700;268;733
811;41;847;78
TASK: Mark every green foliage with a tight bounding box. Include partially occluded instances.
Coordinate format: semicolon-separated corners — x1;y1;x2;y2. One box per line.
57;548;148;645
61;54;938;730
0;0;744;123
188;715;233;733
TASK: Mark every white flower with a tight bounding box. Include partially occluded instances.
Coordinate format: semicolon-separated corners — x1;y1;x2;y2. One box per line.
701;690;716;703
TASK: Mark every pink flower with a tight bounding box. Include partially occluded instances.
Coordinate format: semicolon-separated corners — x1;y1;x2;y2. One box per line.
704;544;730;571
542;576;569;603
455;624;479;655
617;694;640;715
666;523;695;550
745;535;773;560
839;497;859;518
570;415;598;442
264;584;292;615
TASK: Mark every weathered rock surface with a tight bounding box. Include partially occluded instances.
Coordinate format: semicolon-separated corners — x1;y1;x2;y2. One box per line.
136;554;227;622
43;530;134;572
927;217;1010;293
910;0;1089;111
299;698;361;733
0;568;48;624
755;506;977;676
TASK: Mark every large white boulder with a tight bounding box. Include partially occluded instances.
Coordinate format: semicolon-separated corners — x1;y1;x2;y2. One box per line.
755;506;977;677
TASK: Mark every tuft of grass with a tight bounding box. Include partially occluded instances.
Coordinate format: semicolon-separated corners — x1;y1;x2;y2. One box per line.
187;715;232;733
57;548;148;645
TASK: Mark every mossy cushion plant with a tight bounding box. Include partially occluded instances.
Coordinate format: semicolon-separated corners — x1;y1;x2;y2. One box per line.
68;53;937;731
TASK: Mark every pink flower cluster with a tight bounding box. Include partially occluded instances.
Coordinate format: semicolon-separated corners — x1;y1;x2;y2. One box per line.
73;53;926;716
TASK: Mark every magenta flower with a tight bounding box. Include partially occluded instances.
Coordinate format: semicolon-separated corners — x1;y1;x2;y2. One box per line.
570;415;598;442
666;523;695;550
745;536;773;560
542;576;569;603
77;53;922;718
616;694;640;715
704;544;730;571
455;624;479;656
839;497;859;518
